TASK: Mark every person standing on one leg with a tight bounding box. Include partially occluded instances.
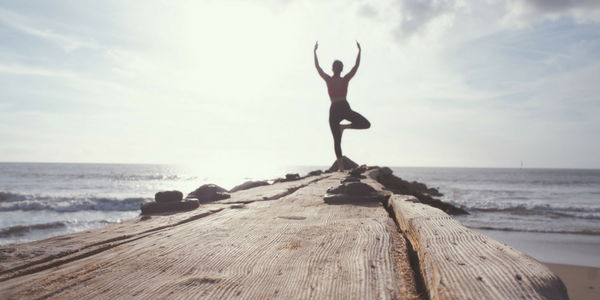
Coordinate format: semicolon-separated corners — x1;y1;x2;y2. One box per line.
314;41;371;171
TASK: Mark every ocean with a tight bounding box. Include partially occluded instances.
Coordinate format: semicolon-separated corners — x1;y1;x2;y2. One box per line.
390;167;600;236
2;163;599;263
0;162;300;246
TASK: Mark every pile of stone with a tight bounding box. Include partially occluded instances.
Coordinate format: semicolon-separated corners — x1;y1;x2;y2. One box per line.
372;167;468;215
141;190;199;215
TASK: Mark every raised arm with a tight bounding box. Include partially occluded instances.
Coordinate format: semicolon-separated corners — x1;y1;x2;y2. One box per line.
314;41;329;80
344;41;361;80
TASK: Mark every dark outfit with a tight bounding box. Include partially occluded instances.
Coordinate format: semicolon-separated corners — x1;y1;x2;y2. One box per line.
318;63;370;159
329;100;370;158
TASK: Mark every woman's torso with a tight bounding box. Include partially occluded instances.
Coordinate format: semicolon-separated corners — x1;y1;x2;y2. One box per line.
326;76;349;103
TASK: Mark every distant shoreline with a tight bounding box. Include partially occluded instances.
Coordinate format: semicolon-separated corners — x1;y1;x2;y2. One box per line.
1;161;600;171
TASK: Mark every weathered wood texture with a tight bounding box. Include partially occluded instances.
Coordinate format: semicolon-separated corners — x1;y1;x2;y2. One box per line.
388;194;569;300
0;173;419;300
0;175;327;272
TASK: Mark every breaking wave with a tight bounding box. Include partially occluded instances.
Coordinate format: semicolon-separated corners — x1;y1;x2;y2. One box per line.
0;220;114;238
469;225;600;236
0;192;151;212
0;221;69;238
458;203;600;220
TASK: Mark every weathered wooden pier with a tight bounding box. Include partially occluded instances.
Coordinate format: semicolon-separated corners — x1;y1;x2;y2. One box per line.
0;168;568;299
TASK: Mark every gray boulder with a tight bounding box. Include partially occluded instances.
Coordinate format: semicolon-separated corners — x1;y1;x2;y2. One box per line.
285;173;300;181
155;190;183;203
187;184;230;202
141;200;199;215
328;156;359;171
327;182;376;196
324;181;384;204
349;165;368;177
343;182;376;195
308;170;323;176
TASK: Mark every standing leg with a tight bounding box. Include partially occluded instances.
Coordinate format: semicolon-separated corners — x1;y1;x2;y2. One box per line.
329;107;344;171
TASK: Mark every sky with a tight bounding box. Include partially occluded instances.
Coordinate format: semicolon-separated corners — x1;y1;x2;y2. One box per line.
1;0;599;170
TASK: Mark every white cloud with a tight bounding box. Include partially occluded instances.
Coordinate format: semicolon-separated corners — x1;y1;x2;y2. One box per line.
393;0;465;38
0;7;99;52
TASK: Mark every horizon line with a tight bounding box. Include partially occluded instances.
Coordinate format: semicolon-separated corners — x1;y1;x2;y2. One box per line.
1;161;599;171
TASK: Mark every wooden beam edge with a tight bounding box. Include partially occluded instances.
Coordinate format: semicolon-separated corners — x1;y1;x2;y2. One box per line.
388;194;569;300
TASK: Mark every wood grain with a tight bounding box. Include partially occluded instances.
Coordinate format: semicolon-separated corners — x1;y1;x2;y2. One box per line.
0;173;419;300
388;194;569;300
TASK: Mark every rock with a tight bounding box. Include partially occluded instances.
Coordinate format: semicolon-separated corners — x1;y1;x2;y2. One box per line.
308;170;323;176
349;165;368;177
327;182;377;196
343;182;376;196
324;182;383;204
418;195;466;215
285;173;300;181
375;167;467;215
270;173;301;184
326;185;344;194
140;200;199;215
328;156;359;171
155;190;183;203
406;181;442;196
229;180;270;193
379;167;393;177
187;184;230;202
427;187;443;197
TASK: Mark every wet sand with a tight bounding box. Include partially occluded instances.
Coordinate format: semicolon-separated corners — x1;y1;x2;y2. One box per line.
474;229;600;267
545;263;599;300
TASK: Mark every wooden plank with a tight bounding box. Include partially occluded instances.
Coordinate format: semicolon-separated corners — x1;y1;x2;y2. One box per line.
388;194;569;300
0;173;420;300
0;175;329;273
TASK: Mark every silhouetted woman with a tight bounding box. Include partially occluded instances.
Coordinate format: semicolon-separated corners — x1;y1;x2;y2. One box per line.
314;41;370;171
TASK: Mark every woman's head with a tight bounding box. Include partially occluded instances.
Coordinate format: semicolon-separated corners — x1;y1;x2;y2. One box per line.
332;60;343;75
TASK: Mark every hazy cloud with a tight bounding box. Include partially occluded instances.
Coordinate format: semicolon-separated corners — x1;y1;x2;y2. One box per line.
0;7;98;52
357;4;378;18
389;0;600;40
394;0;462;38
514;0;600;12
500;0;600;24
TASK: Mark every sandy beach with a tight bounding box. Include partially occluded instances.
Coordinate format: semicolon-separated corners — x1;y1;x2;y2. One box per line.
545;263;599;300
